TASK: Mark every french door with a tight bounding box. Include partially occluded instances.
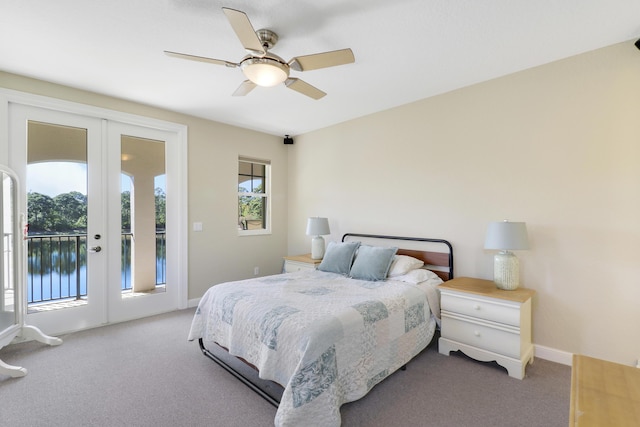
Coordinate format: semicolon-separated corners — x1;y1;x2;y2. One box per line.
106;121;179;324
8;102;185;335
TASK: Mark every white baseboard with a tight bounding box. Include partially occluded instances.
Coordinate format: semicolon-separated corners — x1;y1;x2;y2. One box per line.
187;298;201;308
534;344;573;366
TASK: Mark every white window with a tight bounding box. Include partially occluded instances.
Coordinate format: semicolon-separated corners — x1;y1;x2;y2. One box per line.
238;157;271;235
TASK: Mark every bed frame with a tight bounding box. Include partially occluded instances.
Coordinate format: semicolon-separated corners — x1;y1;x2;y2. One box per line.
198;233;454;407
341;233;454;281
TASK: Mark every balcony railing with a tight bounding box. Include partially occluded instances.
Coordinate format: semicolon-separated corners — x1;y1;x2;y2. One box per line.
26;232;166;305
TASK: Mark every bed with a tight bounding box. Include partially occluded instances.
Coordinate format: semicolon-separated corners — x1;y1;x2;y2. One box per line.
188;233;454;426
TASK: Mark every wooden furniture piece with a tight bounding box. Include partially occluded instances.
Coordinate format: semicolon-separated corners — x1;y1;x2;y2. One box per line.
438;277;535;379
569;354;640;426
282;253;322;273
0;166;61;378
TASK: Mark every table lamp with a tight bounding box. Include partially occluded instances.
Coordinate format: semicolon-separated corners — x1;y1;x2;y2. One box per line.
306;217;330;259
484;220;529;290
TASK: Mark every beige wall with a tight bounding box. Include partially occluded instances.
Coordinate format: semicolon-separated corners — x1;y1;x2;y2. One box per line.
3;39;639;366
0;71;289;301
287;40;640;366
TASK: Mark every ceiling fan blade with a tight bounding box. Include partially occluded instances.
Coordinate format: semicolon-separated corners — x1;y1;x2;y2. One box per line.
222;8;266;56
164;51;237;68
232;80;257;96
285;78;326;100
288;48;355;72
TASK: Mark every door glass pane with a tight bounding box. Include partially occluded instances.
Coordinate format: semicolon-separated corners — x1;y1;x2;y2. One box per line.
121;173;133;290
121;135;165;294
26;121;88;310
1;172;16;328
155;175;166;285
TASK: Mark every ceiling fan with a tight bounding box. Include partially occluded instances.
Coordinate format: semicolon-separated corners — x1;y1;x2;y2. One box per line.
164;7;355;100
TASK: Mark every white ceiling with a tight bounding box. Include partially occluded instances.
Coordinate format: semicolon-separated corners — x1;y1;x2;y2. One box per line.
2;0;640;137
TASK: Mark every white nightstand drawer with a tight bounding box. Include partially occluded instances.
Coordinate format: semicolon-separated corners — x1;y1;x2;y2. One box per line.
283;261;315;273
441;314;521;359
283;254;321;273
441;293;521;327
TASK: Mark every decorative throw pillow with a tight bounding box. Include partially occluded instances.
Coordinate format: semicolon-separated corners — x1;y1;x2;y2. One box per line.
387;255;425;277
317;241;361;275
349;245;398;281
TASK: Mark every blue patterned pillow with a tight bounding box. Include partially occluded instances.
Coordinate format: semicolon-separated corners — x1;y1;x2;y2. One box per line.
317;241;360;275
349;245;398;281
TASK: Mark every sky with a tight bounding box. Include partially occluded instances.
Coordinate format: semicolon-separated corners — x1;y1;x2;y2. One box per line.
28;162;87;196
27;162;164;197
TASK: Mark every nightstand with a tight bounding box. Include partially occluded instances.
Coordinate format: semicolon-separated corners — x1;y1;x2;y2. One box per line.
283;254;322;273
438;277;535;379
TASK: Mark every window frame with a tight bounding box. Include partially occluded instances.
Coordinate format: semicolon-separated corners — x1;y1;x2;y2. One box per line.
237;157;271;236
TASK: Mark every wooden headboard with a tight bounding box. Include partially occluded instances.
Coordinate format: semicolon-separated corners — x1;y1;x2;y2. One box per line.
341;233;454;281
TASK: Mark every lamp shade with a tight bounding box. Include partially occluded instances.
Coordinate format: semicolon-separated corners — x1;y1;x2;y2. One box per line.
241;57;289;87
484;221;529;250
306;217;330;236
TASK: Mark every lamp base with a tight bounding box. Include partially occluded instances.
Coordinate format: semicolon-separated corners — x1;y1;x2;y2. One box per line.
494;250;520;290
311;236;326;260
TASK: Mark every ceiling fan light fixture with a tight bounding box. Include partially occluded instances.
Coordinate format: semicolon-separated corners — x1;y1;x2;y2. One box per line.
166;9;353;99
241;57;289;87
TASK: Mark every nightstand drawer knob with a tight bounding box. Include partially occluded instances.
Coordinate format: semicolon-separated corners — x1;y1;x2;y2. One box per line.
474;331;481;337
474;304;481;310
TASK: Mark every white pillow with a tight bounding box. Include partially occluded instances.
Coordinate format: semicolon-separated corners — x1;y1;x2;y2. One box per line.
391;268;440;284
387;255;424;277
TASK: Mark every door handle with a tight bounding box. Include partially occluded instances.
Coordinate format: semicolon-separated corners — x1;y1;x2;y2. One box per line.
89;246;102;253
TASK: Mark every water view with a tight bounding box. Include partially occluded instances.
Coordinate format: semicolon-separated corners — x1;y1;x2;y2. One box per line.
27;162;167;305
26;233;166;304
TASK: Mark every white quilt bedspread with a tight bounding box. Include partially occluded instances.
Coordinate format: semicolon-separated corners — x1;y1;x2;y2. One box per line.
188;269;439;426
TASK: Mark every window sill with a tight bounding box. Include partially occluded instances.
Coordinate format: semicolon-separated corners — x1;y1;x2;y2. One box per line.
238;229;272;237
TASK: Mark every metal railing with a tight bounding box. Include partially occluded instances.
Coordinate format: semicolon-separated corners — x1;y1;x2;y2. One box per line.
26;232;166;305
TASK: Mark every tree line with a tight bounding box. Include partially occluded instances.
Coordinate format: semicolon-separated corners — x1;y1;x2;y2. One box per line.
27;189;166;234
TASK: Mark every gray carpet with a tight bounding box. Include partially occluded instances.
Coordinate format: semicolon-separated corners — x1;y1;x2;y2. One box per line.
0;309;570;426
